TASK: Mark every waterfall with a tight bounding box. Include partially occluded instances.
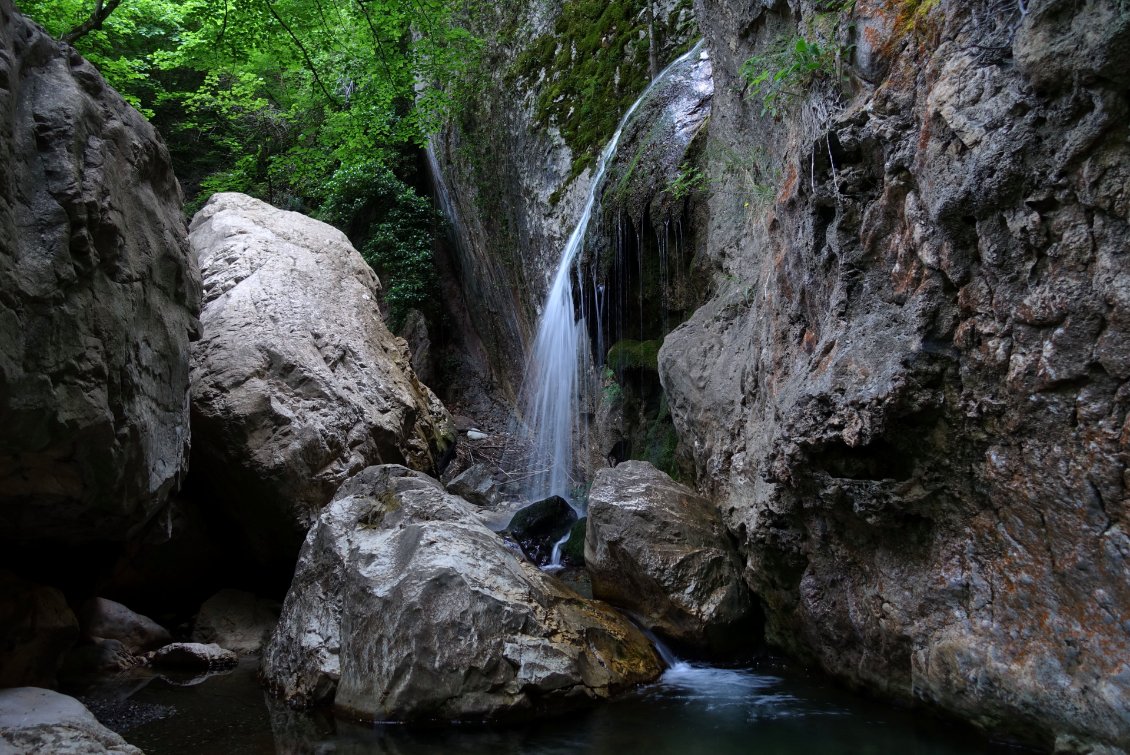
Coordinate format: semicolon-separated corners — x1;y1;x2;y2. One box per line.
517;42;704;506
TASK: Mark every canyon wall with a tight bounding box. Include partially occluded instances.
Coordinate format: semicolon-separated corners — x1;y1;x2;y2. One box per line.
660;0;1129;749
444;0;1130;748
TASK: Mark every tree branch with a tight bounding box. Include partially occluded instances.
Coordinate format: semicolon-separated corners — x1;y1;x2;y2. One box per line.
263;0;343;109
62;0;124;45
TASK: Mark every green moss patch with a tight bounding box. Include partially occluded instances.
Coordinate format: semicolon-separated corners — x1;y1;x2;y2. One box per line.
508;0;695;183
607;339;661;371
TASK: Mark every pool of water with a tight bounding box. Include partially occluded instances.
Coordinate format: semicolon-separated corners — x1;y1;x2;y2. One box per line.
89;656;1008;755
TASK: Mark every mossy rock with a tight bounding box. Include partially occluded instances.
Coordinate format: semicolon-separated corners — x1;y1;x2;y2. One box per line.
607;339;661;371
508;0;698;182
505;496;578;565
561;517;588;567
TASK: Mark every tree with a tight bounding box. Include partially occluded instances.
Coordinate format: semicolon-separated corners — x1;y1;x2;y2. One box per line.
18;0;479;324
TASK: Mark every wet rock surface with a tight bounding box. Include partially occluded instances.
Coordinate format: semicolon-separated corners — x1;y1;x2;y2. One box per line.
0;0;200;544
188;192;454;574
145;642;237;672
586;461;755;655
504;495;578;565
262;464;661;722
0;687;142;754
659;0;1130;748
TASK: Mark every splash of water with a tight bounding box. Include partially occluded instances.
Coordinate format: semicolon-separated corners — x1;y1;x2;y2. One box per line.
517;42;704;506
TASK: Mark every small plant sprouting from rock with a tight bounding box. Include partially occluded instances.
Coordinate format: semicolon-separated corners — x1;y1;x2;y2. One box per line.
601;367;624;403
667;163;708;200
708;144;780;217
739;36;840;117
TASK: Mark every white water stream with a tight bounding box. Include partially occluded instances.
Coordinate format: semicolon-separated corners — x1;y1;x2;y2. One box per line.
517;41;705;507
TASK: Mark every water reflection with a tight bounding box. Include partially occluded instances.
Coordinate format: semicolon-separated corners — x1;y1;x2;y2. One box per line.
118;657;997;755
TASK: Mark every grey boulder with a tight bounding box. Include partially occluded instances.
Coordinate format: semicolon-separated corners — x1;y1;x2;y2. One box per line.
0;0;200;542
586;461;756;655
192;589;278;655
445;463;504;508
188;193;454;571
78;598;170;655
262;465;661;722
0;687;141;754
145;642;237;672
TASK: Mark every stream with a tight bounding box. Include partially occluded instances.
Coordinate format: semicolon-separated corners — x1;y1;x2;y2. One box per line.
103;656;1003;754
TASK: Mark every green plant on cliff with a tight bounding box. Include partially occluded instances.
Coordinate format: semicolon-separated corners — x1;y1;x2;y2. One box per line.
739;35;839;117
667;163;708;200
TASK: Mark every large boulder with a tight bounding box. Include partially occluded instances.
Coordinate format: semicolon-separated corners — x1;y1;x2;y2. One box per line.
144;642;237;672
504;495;577;565
188;193;454;572
262;465;661;722
0;687;141;754
0;572;78;688
585;461;756;655
192;588;278;655
77;597;170;655
0;0;200;543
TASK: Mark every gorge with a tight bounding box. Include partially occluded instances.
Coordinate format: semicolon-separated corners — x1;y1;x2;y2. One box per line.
1;0;1128;753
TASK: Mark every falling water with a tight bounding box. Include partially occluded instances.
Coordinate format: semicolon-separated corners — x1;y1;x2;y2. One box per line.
516;42;704;506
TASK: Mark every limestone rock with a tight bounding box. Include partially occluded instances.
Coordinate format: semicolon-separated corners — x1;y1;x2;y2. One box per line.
445;463;502;507
397;308;434;387
145;642;237;671
0;572;78;688
78;598;170;655
262;465;661;722
0;687;142;755
0;0;200;543
192;589;278;655
188;192;454;572
585;461;755;655
659;0;1130;748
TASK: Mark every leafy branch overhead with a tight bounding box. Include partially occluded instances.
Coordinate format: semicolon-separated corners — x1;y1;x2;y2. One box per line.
19;0;481;328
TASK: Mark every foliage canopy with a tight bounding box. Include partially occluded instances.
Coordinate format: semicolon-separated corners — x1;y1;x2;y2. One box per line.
18;0;479;326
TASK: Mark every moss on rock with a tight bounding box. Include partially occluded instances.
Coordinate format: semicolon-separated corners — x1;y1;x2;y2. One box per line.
607;339;661;371
509;0;696;183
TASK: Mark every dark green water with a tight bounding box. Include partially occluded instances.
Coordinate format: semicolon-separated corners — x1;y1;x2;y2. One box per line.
92;657;1010;755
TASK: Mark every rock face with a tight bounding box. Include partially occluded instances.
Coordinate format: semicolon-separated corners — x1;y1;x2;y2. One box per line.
0;687;142;755
0;572;78;688
433;0;698;393
0;0;200;542
585;461;755;655
656;0;1130;749
262;465;661;722
188;192;454;572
